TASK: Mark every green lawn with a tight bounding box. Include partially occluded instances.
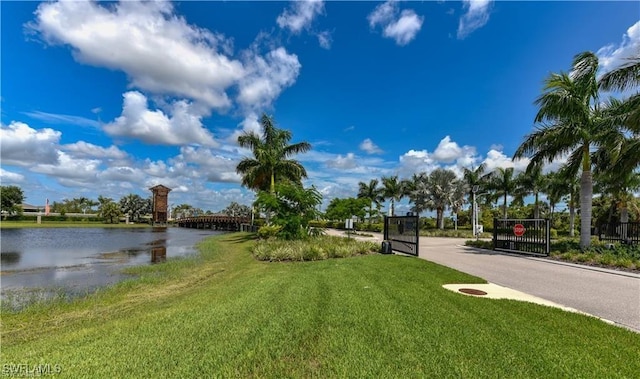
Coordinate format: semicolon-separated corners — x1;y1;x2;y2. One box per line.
2;233;638;378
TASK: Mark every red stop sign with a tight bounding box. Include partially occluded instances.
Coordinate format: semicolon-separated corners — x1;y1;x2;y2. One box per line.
513;224;526;236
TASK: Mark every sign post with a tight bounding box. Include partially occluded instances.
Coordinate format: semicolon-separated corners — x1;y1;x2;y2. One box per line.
345;218;353;238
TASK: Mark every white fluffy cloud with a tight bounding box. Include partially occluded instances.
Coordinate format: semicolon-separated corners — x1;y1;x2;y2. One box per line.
0;168;25;183
359;138;383;154
32;152;100;183
63;141;128;160
172;146;241;183
326;153;358;170
398;136;480;176
0;122;61;166
482;149;529;173
398;149;438;177
104;91;218;147
457;0;493;40
597;20;640;74
368;1;423;46
31;0;302;140
32;1;242;110
237;48;301;112
277;0;324;34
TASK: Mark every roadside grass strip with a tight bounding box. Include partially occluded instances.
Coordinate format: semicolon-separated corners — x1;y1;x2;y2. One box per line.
1;233;638;378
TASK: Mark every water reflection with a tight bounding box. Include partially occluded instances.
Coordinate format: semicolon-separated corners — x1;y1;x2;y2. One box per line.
151;246;167;263
1;227;221;307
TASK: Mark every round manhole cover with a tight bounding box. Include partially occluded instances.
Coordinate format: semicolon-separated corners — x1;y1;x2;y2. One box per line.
458;288;488;296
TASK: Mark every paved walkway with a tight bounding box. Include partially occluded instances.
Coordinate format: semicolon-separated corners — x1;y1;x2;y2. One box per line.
325;229;640;332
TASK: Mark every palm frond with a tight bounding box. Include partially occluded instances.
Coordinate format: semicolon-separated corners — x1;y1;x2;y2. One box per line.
599;55;640;92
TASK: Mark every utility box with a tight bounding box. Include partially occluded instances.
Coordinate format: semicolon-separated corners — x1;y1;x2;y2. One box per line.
381;241;392;254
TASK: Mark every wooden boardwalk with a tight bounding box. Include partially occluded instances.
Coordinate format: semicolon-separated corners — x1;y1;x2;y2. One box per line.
176;215;250;231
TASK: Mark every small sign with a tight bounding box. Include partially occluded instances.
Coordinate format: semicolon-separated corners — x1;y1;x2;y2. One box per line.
345;219;353;230
513;223;526;237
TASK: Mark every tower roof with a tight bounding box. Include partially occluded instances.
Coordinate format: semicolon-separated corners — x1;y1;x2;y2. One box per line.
149;184;172;192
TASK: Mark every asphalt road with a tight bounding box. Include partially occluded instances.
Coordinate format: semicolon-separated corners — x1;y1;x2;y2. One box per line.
418;238;640;333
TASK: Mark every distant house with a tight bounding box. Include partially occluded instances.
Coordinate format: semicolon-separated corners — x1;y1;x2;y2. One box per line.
21;203;42;213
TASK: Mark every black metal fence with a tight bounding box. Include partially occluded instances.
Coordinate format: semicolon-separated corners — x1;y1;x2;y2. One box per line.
598;222;640;244
383;215;419;256
493;218;550;256
240;224;259;232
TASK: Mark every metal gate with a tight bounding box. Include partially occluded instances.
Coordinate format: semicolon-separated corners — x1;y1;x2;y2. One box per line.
493;218;550;256
598;222;640;244
383;215;419;256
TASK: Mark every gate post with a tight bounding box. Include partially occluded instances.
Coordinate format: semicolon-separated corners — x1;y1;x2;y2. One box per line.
492;218;498;250
545;218;551;255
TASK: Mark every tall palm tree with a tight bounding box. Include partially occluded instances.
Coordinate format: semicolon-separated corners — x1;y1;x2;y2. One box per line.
514;51;628;248
487;167;517;219
357;179;384;224
236;114;311;194
381;175;404;216
462;164;487;228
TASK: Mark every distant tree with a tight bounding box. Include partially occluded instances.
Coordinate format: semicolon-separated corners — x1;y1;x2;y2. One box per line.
236;114;312;194
381;175;405;216
427;169;460;229
1;185;24;216
324;197;368;222
514;164;545;219
487;167;517;219
406;173;432;215
172;204;194;219
119;194;148;223
222;202;251;218
462;164;488;227
357;179;384;224
100;201;121;224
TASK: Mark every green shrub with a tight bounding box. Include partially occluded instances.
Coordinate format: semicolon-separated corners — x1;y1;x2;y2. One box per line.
252;236;378;262
257;225;282;240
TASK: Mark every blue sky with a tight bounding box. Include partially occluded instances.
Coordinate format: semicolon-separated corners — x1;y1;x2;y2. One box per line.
1;1;639;213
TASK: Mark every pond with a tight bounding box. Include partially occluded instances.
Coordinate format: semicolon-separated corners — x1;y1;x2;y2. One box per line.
0;227;222;308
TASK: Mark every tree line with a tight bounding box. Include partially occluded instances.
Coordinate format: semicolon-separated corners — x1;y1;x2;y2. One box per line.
0;186;251;224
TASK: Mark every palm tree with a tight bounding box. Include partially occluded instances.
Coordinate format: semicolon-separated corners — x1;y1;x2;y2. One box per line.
514;164;545;219
119;193;147;222
449;179;467;230
357;179;384;224
462;164;487;228
406;172;431;215
381;175;404;216
427;169;458;229
543;171;564;223
487;167;517;219
514;51;629;248
236;114;311;194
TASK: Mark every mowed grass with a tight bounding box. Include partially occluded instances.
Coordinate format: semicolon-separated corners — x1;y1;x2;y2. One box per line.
2;233;639;378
